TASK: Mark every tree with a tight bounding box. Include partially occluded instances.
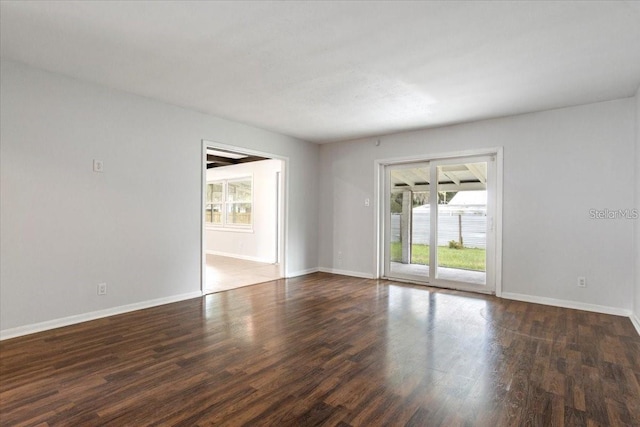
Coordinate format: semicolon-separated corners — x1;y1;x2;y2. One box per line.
390;191;432;213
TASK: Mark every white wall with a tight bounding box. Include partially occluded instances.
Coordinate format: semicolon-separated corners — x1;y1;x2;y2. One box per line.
0;60;319;333
319;98;636;311
635;86;640;326
205;159;281;263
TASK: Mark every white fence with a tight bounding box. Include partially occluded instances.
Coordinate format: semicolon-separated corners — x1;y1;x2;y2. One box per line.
391;210;487;249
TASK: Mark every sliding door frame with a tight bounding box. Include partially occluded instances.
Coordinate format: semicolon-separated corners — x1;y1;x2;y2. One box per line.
375;147;503;296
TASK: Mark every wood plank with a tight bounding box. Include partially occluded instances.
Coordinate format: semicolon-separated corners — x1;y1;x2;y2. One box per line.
1;273;639;425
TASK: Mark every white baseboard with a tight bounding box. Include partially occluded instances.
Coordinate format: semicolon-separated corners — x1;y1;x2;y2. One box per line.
286;267;375;279
0;291;203;341
631;312;640;336
501;292;632;317
205;250;274;264
286;267;319;278
318;267;375;279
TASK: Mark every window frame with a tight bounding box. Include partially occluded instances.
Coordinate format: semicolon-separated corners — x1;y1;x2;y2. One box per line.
205;181;224;226
205;175;253;232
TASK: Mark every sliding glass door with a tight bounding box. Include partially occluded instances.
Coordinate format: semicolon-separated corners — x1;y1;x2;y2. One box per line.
385;162;432;280
383;154;496;293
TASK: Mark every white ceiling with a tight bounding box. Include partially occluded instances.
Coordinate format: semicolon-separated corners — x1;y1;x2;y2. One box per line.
2;1;640;143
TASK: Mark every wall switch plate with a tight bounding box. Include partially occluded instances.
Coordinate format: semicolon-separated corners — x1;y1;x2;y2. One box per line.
577;277;586;288
97;283;107;295
93;159;104;172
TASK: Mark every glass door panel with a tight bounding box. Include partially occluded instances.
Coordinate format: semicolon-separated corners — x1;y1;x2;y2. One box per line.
435;161;487;285
386;163;431;281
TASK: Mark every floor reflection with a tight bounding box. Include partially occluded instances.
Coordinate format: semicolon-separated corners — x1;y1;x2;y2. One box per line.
384;284;495;410
187;274;638;425
6;273;637;425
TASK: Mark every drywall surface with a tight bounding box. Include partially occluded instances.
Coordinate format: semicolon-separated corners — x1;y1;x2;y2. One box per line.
319;98;636;310
0;60;319;332
635;86;640;322
205;159;281;263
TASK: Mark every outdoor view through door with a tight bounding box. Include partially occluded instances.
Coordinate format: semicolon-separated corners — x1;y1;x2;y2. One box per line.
384;155;496;293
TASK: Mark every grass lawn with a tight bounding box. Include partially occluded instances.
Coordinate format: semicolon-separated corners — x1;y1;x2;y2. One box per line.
390;242;485;272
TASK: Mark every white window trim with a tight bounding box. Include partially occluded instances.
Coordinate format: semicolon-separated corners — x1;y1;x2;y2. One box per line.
205;175;254;232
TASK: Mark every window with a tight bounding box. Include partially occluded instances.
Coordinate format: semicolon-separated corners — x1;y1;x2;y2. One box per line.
205;182;223;225
206;177;252;229
226;179;252;225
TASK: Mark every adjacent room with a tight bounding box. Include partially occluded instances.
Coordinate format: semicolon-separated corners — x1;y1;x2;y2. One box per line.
203;146;285;293
1;1;639;425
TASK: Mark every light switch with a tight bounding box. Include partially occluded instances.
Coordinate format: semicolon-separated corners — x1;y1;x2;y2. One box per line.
93;159;104;172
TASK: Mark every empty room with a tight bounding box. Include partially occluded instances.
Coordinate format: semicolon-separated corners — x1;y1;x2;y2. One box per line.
1;1;639;426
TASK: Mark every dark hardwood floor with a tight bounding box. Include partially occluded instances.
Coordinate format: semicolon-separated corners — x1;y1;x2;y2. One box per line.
1;273;639;426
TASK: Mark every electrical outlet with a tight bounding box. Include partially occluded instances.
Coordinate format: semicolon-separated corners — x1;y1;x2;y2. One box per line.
97;283;107;295
364;198;370;207
577;277;586;288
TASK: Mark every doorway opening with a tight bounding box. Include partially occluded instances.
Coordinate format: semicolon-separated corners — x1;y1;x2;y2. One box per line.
379;150;502;294
201;141;287;294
